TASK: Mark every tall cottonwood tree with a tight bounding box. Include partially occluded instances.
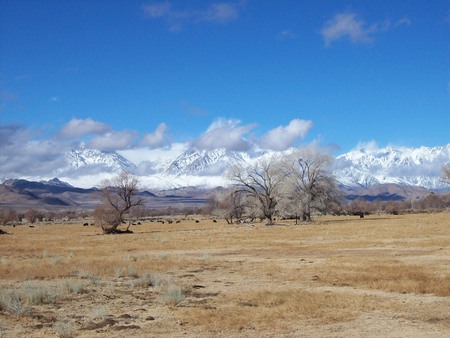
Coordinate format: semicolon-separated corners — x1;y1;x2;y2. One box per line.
282;147;340;222
228;156;286;225
95;171;143;234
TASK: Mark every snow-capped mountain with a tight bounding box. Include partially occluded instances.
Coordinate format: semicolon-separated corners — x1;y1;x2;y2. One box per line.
333;144;450;190
163;148;253;176
40;178;74;188
65;146;136;171
10;143;447;191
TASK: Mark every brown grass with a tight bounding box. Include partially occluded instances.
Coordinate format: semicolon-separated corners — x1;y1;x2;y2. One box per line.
0;213;449;337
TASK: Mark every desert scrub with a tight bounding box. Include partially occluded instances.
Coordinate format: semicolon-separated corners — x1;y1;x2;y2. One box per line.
0;322;7;338
135;273;154;287
0;290;26;314
162;284;185;306
53;319;76;338
62;279;87;294
18;280;62;305
90;305;109;320
126;265;139;278
113;266;124;279
148;273;171;289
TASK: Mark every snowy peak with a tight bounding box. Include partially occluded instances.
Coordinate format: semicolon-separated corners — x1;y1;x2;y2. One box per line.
334;144;450;190
163;148;252;176
66;146;136;171
40;178;73;188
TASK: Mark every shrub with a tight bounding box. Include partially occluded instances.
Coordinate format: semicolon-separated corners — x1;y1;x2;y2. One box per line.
162;284;185;306
0;291;25;314
53;320;76;338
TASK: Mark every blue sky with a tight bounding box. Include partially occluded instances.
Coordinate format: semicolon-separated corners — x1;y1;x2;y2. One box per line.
1;0;449;163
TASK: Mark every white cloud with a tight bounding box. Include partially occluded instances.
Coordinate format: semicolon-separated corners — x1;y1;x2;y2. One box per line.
0;124;67;177
139;123;168;148
354;140;379;152
201;3;239;23
194;118;255;151
259;119;313;151
278;29;297;39
142;1;241;30
321;12;410;46
60;117;111;138
141;2;172;18
88;131;138;151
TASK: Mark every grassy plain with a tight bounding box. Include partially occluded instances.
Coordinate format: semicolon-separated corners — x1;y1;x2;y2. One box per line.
0;213;449;337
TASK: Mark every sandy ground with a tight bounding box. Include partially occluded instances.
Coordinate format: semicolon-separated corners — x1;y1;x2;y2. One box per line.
0;213;449;337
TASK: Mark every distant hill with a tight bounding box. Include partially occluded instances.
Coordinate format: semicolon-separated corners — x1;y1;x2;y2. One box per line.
0;178;208;211
344;184;431;202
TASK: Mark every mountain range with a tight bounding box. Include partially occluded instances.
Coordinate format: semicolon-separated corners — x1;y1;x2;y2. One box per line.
334;144;450;190
1;143;449;192
1;143;448;210
59;143;450;190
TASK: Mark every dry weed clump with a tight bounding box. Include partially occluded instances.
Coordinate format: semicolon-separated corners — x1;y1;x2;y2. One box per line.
0;280;63;315
53;319;77;338
162;284;186;306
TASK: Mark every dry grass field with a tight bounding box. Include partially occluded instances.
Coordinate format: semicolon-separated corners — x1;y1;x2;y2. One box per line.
0;213;449;337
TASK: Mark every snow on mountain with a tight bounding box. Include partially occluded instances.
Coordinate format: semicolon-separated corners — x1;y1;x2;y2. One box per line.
6;143;447;191
40;178;74;188
163;148;253;176
333;144;450;190
65;146;136;171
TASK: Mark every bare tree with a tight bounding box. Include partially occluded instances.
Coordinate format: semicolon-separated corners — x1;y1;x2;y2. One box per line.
228;156;286;225
25;209;41;224
283;147;340;222
1;207;17;226
210;188;247;224
96;171;144;234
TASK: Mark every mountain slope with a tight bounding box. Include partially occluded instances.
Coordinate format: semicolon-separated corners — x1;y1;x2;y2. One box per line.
333;144;450;190
65;146;136;171
163;148;253;176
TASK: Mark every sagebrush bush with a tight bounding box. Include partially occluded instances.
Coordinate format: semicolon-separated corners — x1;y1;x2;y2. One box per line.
162;284;185;306
0;291;25;314
53;319;76;338
19;281;61;305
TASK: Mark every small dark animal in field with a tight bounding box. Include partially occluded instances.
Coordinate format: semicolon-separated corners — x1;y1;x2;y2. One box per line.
195;220;200;223
168;221;173;224
83;223;89;226
161;221;165;224
213;220;217;223
29;225;34;228
137;222;141;225
360;213;364;218
176;220;181;223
